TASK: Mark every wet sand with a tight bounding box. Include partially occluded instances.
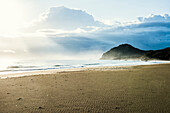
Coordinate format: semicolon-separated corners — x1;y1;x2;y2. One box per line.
0;64;170;113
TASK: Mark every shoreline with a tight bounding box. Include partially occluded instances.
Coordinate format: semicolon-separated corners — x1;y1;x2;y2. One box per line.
1;62;170;79
0;63;170;112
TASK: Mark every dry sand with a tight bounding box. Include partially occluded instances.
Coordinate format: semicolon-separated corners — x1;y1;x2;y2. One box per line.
0;64;170;113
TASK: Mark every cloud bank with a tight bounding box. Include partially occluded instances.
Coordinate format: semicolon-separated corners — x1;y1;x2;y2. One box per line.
1;7;170;60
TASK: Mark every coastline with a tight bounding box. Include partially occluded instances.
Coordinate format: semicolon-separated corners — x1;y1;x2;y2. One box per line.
1;62;170;79
0;63;170;112
0;65;133;79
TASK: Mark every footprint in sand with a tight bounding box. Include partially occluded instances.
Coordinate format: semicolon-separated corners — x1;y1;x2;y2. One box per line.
38;107;44;109
17;98;22;101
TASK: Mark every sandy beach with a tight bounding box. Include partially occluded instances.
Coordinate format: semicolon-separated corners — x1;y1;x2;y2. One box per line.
0;64;170;113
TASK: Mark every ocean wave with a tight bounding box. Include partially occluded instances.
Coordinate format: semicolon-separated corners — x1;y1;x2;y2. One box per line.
0;60;170;78
7;65;37;69
84;63;100;66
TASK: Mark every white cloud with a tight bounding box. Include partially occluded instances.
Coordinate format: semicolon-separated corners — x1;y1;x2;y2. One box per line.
138;14;170;23
30;6;104;32
37;26;101;36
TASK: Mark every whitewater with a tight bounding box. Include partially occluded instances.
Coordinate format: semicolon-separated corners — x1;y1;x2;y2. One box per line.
0;59;170;79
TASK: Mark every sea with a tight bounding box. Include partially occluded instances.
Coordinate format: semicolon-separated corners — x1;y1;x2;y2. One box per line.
0;59;170;78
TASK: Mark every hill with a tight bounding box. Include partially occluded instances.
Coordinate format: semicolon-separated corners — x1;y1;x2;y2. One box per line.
101;44;170;60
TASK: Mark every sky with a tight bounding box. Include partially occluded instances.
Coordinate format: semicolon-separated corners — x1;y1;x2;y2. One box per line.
0;0;170;60
1;0;170;28
15;0;170;19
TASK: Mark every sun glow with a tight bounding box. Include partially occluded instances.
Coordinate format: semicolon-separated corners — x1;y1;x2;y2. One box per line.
0;0;26;34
